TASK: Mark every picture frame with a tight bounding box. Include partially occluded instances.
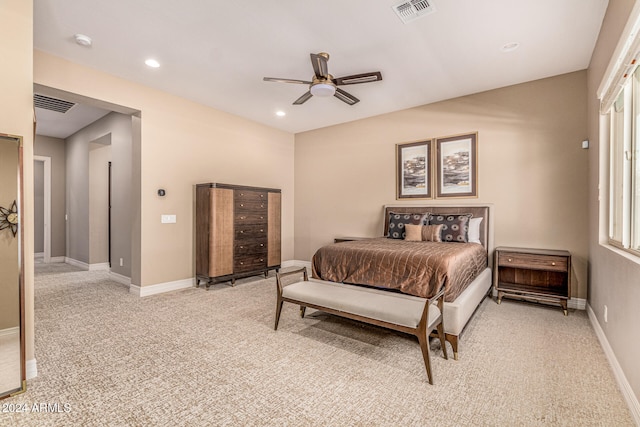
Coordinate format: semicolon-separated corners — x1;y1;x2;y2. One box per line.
435;133;477;198
396;140;432;199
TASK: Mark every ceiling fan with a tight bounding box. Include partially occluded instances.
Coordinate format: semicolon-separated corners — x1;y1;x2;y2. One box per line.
263;52;382;106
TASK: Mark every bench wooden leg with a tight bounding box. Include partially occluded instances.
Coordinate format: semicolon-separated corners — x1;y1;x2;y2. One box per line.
300;306;306;318
436;323;448;360
445;333;459;361
274;298;284;330
417;333;434;385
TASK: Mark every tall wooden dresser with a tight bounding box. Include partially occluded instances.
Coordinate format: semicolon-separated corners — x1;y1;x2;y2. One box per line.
196;183;281;288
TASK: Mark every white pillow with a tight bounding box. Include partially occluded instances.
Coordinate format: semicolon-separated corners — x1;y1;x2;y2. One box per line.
468;217;483;244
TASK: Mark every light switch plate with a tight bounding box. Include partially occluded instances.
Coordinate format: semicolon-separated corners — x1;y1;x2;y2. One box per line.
161;214;176;224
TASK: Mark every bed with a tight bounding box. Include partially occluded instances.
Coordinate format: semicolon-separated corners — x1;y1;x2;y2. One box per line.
311;205;493;359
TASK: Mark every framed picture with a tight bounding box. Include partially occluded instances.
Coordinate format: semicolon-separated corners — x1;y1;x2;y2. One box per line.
396;140;432;199
435;133;478;198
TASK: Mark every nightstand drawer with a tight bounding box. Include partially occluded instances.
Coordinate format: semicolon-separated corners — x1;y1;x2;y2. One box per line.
498;252;568;272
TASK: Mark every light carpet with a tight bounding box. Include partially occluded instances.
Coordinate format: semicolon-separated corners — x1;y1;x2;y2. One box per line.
2;264;634;426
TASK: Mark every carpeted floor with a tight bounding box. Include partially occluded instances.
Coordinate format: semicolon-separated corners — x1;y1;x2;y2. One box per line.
2;264;635;426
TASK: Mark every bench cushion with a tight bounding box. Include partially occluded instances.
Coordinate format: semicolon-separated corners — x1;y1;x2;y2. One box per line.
282;279;440;329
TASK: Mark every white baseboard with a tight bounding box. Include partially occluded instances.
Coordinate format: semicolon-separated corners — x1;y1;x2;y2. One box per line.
282;260;312;270
26;358;37;380
0;327;19;337
109;271;131;286
50;256;65;263
34;252;44;259
65;257;89;270
130;278;194;297
89;262;110;271
587;304;640;425
568;298;587;310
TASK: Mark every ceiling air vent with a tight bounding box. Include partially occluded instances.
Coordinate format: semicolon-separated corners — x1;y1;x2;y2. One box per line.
34;94;76;113
392;0;436;24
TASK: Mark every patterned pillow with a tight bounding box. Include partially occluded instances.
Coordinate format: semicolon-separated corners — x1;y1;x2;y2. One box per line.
428;213;472;242
387;212;429;239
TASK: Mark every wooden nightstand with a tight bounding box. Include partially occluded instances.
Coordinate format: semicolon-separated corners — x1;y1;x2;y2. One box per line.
494;246;571;315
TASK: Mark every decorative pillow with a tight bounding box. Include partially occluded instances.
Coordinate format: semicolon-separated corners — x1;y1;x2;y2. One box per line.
468;217;483;244
428;213;472;242
387;212;429;239
404;224;443;242
404;224;423;241
421;224;443;242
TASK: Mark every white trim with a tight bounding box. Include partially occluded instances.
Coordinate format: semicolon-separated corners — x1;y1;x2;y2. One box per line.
34;252;44;259
587;304;640;425
598;1;640;113
65;257;89;270
88;262;110;271
0;327;19;337
26;358;37;380
109;271;131;286
567;298;587;310
281;259;311;270
129;278;194;297
34;155;52;263
49;256;65;263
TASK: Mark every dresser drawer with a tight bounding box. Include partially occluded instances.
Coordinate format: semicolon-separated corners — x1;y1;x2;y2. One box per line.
235;212;268;224
235;190;268;202
235;199;267;213
498;252;568;272
235;240;267;256
234;255;267;273
235;224;267;241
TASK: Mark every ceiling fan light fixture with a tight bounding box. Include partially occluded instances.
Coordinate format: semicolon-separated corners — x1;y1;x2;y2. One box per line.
310;83;336;97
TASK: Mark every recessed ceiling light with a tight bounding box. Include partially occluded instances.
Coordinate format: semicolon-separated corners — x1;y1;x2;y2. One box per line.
501;42;520;53
74;34;92;47
145;59;160;68
275;111;286;117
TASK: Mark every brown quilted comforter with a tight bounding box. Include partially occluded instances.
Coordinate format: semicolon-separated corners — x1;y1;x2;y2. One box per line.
311;238;487;301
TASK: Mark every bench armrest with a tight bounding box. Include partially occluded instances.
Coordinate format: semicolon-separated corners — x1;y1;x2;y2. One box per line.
276;267;308;294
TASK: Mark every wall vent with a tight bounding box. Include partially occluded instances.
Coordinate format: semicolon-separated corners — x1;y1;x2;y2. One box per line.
34;94;76;113
392;0;436;24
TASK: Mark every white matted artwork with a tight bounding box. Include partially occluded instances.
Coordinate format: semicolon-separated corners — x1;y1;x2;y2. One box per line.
436;133;477;198
396;140;432;199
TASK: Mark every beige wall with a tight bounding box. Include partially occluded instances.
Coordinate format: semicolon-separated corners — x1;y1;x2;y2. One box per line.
34;51;295;287
0;0;34;362
34;135;66;258
587;0;640;406
295;71;589;299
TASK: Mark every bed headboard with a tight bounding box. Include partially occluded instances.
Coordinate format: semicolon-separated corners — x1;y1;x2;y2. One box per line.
383;205;491;251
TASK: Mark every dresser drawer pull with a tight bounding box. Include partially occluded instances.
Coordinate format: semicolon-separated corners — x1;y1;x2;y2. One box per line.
240;262;244;265
261;204;264;208
240;230;244;234
240;246;244;249
240;203;244;207
240;193;244;196
508;258;512;262
240;216;246;220
260;244;264;247
260;259;264;262
551;262;556;266
261;194;264;198
260;229;264;232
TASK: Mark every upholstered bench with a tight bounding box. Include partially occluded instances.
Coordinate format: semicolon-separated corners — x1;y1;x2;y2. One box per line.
274;267;448;384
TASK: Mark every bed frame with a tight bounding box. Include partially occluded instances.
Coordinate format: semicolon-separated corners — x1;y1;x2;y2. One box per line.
383;205;493;359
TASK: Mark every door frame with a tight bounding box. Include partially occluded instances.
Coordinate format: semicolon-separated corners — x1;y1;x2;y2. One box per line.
34;155;51;263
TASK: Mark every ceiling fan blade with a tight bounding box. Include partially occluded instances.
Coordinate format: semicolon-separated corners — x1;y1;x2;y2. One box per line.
334;71;382;86
310;53;329;79
263;77;312;84
334;88;360;105
293;91;313;105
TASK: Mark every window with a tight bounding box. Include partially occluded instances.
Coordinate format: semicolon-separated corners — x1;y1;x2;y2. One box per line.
607;67;640;255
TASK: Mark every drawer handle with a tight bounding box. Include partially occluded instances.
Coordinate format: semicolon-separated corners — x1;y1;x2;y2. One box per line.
240;246;244;249
240;230;244;234
260;216;264;219
240;203;244;207
260;244;264;247
240;193;244;196
261;194;264;198
261;204;264;208
260;229;264;232
240;262;244;265
240;216;245;220
551;262;556;266
508;258;512;262
260;259;264;262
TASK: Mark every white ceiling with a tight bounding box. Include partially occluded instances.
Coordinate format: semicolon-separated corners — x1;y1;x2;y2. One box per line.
33;0;609;135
